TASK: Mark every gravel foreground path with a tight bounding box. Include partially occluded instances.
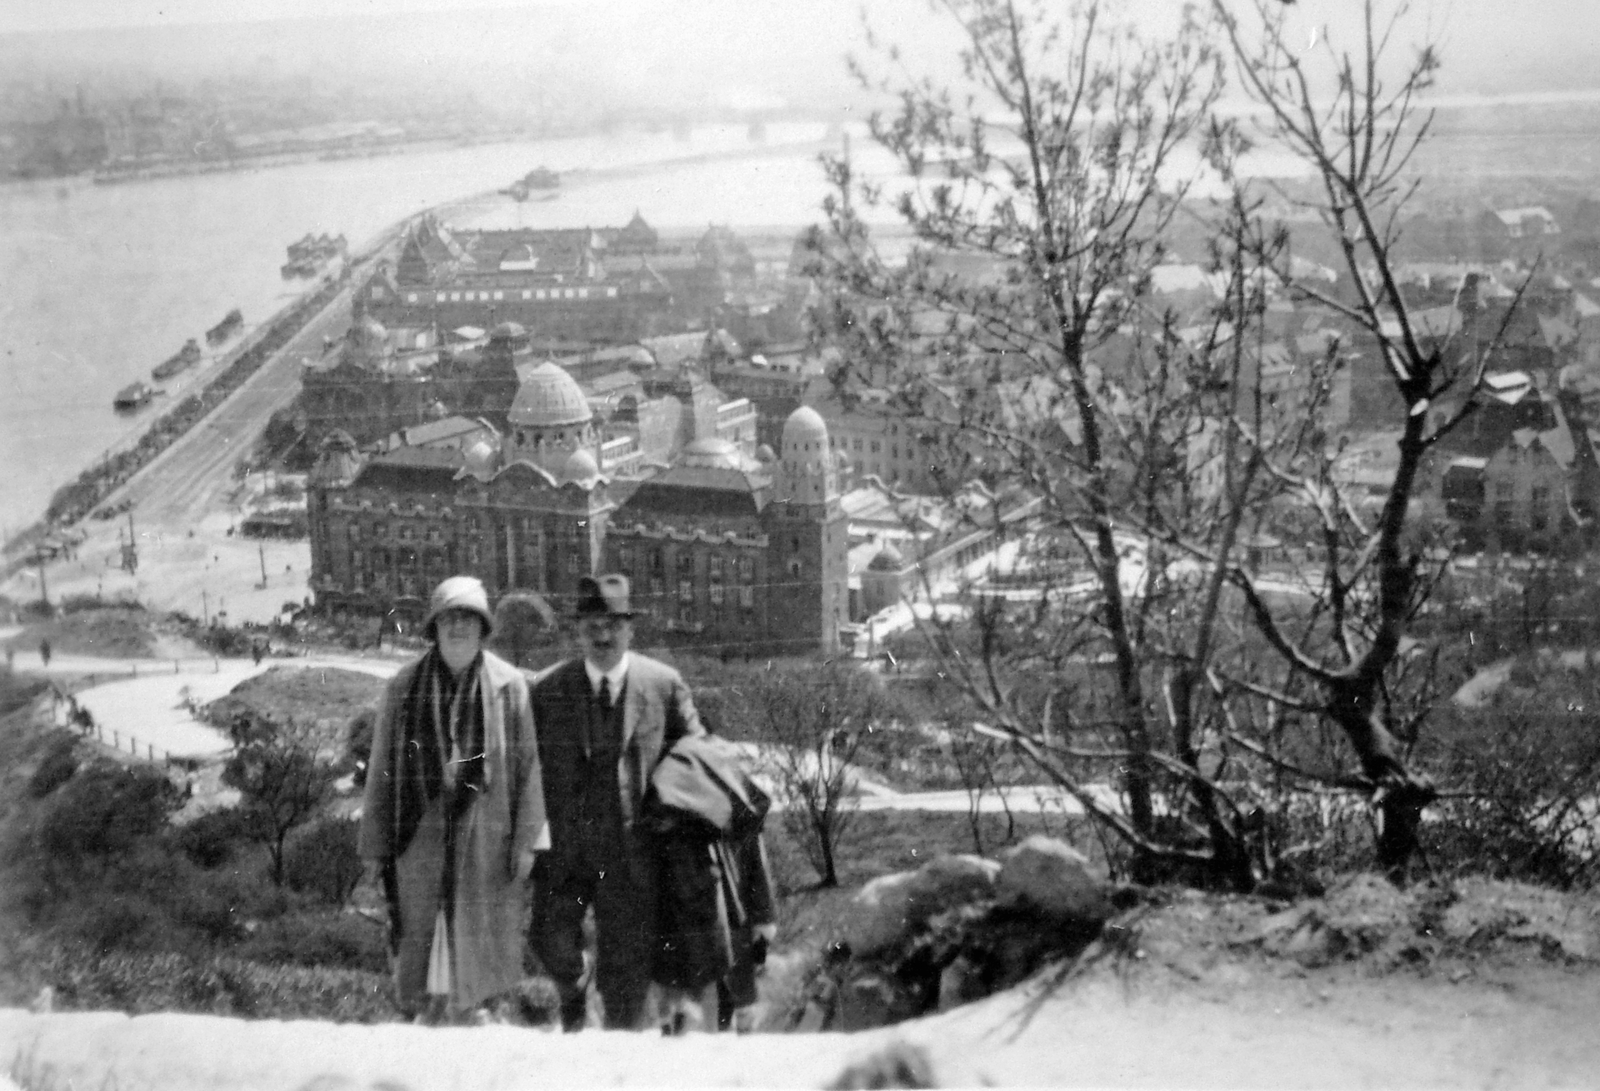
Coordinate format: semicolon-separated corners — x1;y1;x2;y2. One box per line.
3;962;1599;1089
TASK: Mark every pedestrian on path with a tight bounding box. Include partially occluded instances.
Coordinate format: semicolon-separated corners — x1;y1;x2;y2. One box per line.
358;576;549;1025
38;639;51;668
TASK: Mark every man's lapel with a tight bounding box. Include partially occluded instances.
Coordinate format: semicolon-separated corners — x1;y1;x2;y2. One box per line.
620;667;640;750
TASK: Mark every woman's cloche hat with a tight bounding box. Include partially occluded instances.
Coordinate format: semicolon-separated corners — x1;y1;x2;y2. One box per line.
423;575;496;640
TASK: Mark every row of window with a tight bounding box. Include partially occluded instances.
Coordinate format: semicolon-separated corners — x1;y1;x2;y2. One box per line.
1491;481;1554;504
833;435;904;459
1492;502;1551;533
345;523;447;545
341;517;587;543
615;545;758;583
403;286;621;305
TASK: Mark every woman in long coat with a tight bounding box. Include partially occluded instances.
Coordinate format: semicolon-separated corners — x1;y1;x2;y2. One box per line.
359;576;549;1021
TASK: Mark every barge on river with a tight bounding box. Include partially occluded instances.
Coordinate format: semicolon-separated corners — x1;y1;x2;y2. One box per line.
113;380;155;410
151;338;202;381
205;308;243;346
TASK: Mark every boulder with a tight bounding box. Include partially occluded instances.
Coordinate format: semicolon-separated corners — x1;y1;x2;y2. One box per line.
839;854;1002;957
995;836;1111;925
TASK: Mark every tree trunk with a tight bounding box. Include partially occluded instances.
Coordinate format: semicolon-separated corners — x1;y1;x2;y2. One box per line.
1326;679;1436;879
1171;669;1255;892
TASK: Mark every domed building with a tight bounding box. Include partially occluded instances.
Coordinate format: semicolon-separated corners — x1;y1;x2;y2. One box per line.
308;394;847;654
506;361;599;475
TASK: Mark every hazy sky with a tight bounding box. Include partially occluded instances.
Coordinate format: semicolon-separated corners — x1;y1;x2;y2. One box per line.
2;0;1598;105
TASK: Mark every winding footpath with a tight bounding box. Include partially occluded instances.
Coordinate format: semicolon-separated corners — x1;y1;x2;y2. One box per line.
1;628;404;763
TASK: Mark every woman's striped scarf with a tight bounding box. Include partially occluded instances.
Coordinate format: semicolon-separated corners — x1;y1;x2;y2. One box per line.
390;646;487;859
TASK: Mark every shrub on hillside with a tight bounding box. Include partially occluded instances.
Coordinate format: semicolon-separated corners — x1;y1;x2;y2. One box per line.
1420;660;1600;888
236;911;387;974
27;732;80;798
170;806;260;869
283;818;362;906
343;707;376;788
196;625;255;658
36;762;180;863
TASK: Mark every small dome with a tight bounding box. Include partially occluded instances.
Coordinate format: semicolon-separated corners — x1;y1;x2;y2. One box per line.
464;439;498;475
782;405;828;452
869;543;904;572
755;443;776;463
311;430;362;485
509;362;592;428
679;437;746;470
560;447;601;485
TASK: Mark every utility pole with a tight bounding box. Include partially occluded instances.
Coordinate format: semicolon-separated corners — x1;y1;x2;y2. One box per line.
202;589;209;628
259;540;268;588
34;548;49;612
122;509;138;574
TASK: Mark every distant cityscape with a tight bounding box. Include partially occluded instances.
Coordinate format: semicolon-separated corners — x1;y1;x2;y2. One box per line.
284;179;1600;657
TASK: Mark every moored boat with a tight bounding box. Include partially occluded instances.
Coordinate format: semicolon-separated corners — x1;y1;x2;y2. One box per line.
151;338;202;380
114;380;155;410
281;233;348;279
205;308;243;345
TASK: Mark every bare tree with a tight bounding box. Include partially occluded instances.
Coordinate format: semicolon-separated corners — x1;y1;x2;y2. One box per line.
812;0;1234;881
724;661;896;888
812;0;1498;886
222;709;339;886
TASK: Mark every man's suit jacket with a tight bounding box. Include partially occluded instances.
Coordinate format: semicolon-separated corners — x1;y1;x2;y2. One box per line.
528;653;704;885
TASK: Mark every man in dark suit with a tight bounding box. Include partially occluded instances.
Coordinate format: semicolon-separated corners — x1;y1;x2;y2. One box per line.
528;573;706;1030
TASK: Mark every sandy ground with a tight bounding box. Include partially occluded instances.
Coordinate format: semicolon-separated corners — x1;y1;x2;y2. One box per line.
5;505;313;628
3;956;1599;1089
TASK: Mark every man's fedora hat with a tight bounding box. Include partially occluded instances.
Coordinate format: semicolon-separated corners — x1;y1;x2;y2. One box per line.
423;575;496;639
574;573;636;619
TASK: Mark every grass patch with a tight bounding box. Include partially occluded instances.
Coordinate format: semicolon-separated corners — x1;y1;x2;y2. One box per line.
7;941;394;1022
2;607;157;660
205;665;383;741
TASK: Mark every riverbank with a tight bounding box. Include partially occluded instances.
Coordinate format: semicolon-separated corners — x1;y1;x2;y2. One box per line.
86;129;544;187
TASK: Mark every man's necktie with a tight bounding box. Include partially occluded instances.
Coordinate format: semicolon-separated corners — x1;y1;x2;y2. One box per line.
598;676;612;713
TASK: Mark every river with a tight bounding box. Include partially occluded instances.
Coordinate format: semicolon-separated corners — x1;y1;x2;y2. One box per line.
0;121;874;537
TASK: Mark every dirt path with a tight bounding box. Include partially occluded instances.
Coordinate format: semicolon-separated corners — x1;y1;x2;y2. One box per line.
3;952;1597;1089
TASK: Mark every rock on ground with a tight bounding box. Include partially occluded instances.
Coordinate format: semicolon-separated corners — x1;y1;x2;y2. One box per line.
838;853;1000;956
995;835;1111;925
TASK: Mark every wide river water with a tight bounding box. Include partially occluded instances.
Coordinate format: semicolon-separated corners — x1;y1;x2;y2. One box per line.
0;121;883;536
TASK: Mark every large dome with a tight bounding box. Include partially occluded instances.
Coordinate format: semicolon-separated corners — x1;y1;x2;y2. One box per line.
509;362;592;428
782;405;829;453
